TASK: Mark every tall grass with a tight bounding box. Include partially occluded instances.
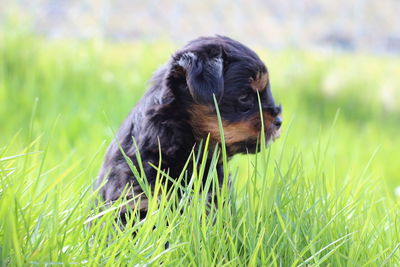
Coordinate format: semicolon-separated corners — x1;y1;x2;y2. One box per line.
0;31;399;265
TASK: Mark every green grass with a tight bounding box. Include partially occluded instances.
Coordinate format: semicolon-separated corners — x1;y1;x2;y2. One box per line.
0;30;400;266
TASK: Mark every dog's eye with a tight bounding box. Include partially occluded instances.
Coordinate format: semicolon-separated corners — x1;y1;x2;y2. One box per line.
238;93;254;112
238;93;252;104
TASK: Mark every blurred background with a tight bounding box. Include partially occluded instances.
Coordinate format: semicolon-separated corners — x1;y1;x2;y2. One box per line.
2;0;400;53
0;1;399;192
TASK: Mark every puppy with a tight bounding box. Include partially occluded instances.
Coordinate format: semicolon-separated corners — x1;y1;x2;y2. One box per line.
97;36;282;220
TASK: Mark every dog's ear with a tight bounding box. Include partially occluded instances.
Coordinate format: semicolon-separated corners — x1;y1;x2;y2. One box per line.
175;50;224;104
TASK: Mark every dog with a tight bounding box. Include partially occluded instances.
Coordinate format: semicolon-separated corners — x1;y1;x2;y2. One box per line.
97;36;282;220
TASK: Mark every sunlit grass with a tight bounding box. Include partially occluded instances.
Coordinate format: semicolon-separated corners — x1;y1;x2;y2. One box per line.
0;32;399;265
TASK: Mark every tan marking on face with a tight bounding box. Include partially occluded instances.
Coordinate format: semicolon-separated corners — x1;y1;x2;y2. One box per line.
250;72;269;92
189;105;276;145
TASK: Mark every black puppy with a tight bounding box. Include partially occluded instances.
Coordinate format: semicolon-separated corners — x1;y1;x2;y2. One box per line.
97;36;282;218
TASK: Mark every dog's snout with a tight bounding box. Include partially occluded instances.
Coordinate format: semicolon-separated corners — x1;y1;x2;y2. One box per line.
273;116;283;128
264;105;282;117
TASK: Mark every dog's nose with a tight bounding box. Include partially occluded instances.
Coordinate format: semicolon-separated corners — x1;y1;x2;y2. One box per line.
273;116;283;128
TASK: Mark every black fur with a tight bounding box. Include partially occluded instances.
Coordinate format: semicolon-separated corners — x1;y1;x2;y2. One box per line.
97;36;282;217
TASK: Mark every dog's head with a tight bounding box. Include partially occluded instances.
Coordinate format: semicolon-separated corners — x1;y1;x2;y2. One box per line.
168;36;282;155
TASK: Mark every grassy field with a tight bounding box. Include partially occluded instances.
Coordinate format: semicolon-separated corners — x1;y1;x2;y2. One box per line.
0;30;400;266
